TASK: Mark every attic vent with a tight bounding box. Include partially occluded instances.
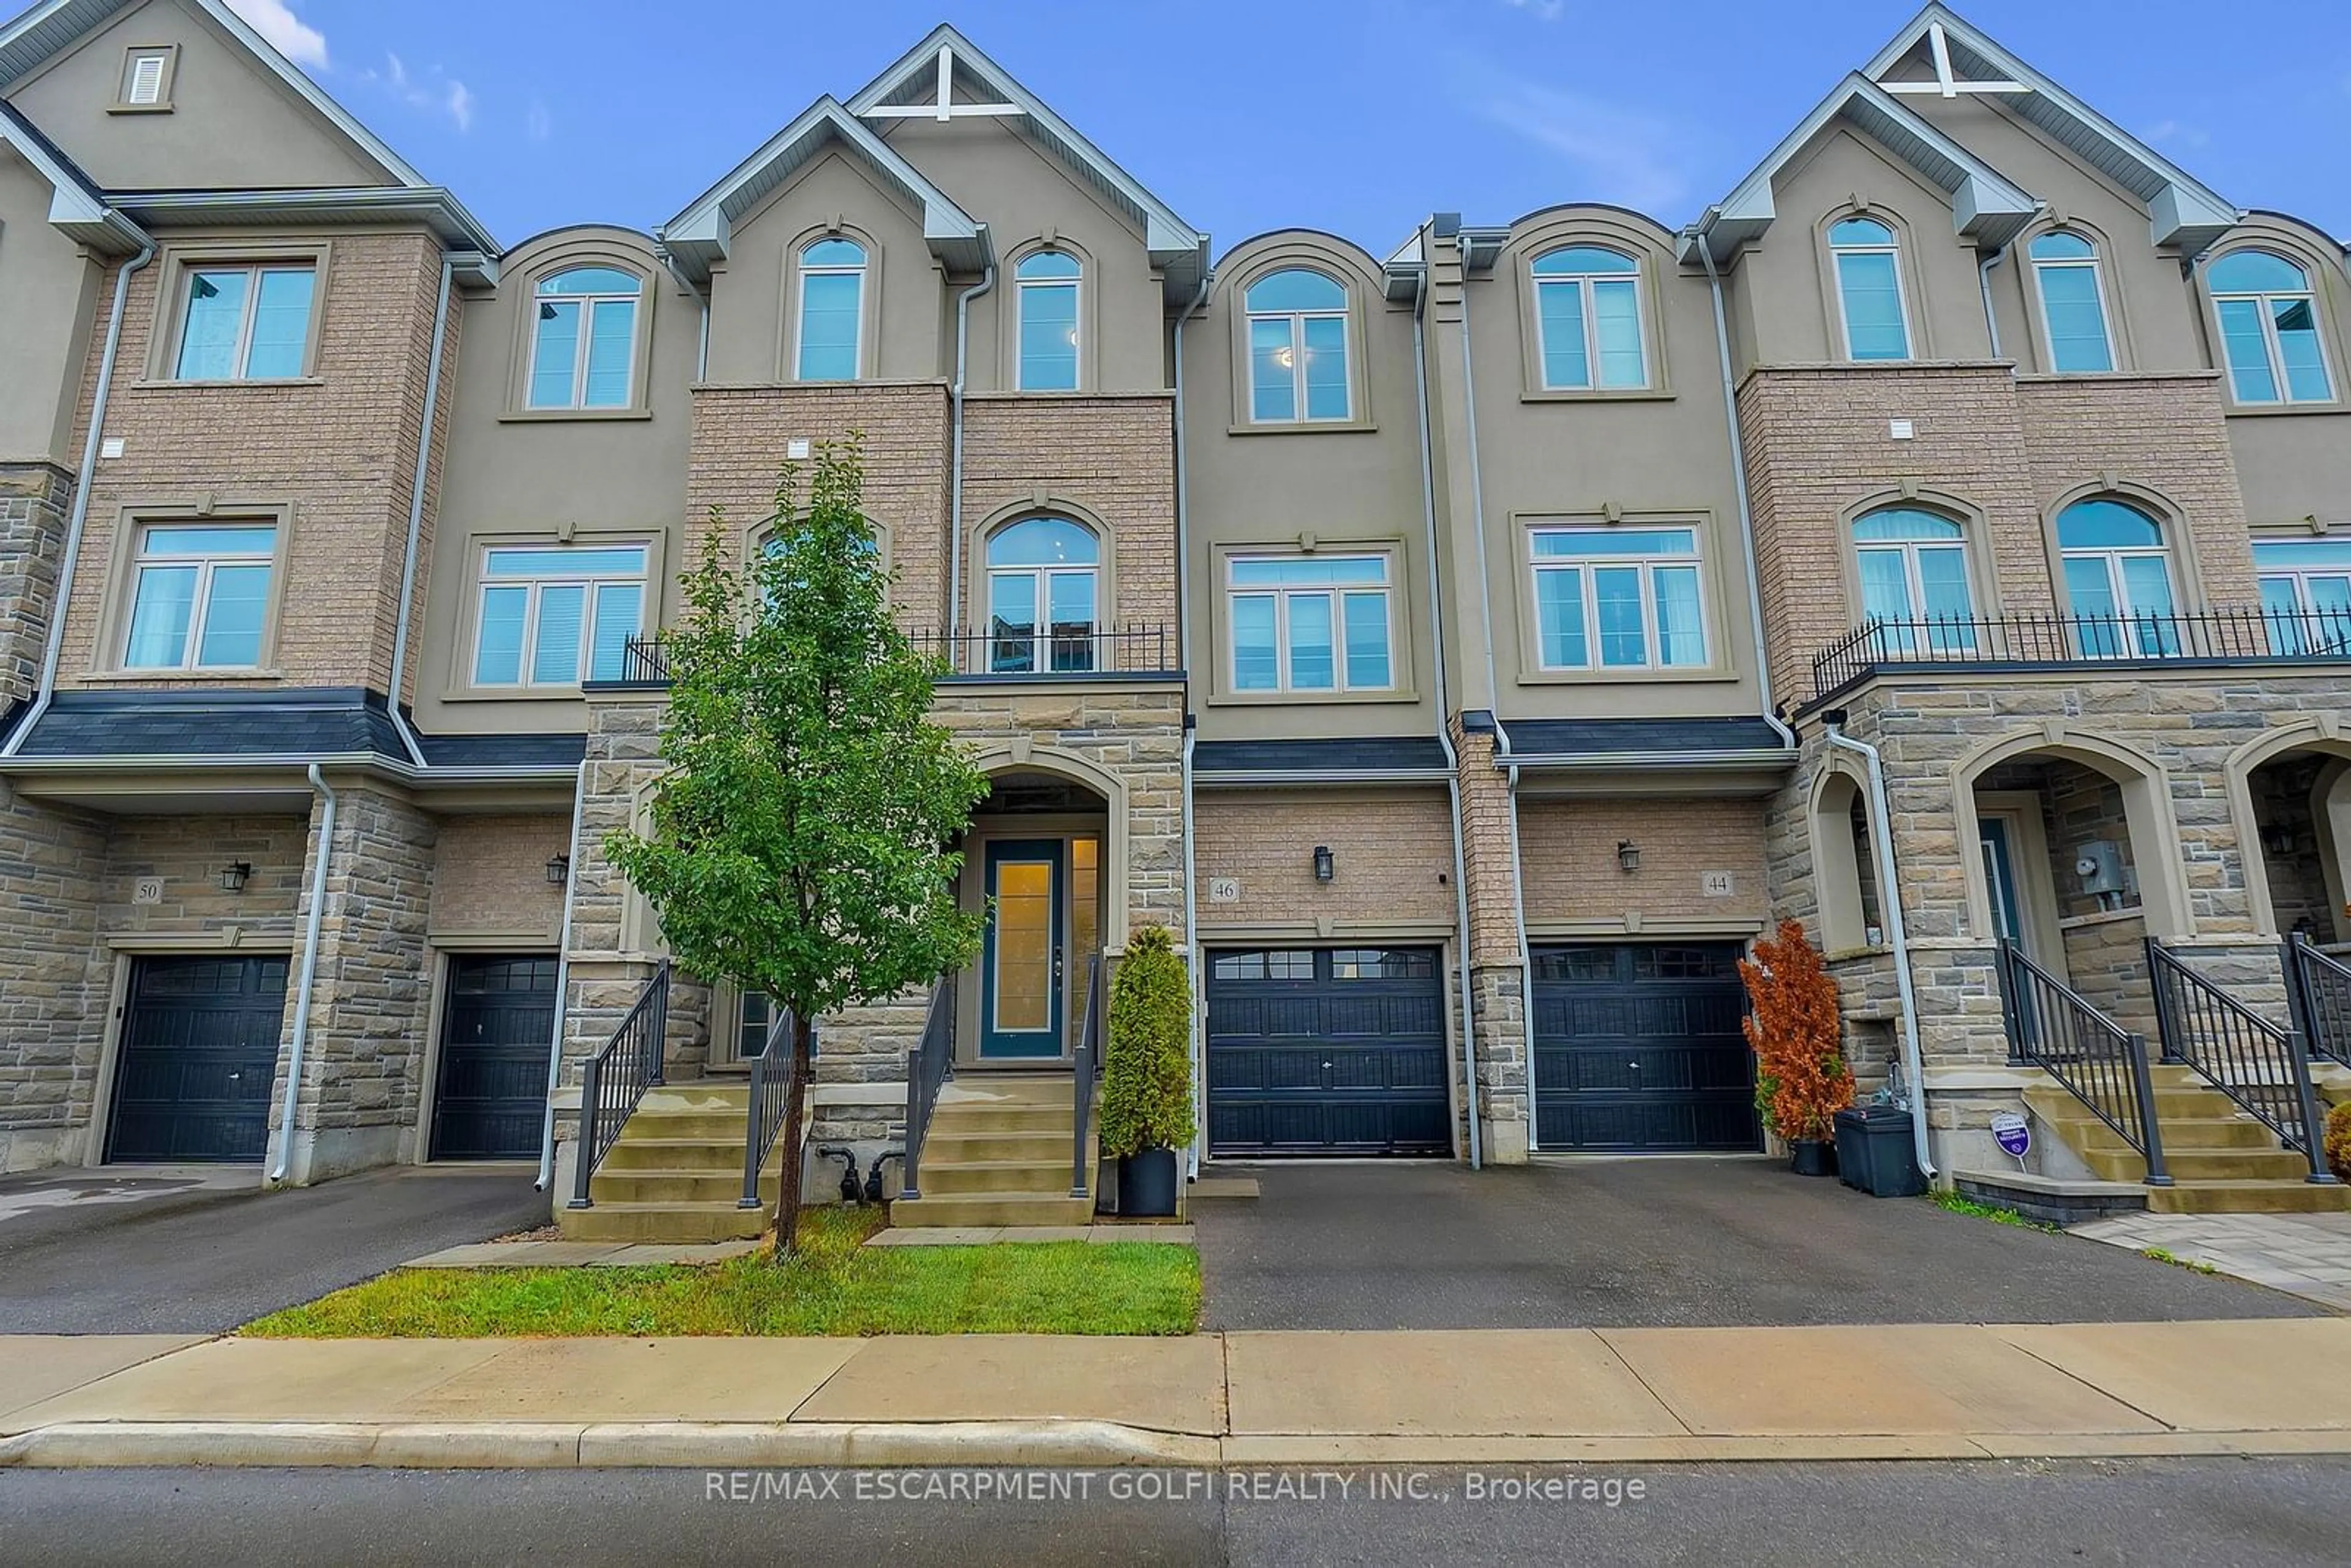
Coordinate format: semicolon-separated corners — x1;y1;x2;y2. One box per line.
119;47;173;109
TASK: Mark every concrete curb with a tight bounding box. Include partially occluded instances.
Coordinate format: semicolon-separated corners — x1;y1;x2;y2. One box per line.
5;1420;2349;1469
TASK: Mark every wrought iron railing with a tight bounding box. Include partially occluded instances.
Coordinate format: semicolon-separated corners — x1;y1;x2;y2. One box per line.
608;635;670;686
1812;605;2351;701
738;1003;797;1211
2149;939;2334;1180
1993;940;2170;1185
896;977;957;1201
1071;954;1102;1202
566;960;671;1210
911;623;1179;678
2285;932;2351;1068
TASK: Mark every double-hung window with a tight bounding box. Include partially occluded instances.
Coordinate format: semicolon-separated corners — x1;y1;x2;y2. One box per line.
472;544;648;688
174;264;315;380
2057;499;2178;658
2210;251;2334;405
795;238;866;381
528;267;640;409
1532;246;1646;389
122;523;275;670
1529;527;1707;670
1245;269;1350;422
1016;251;1080;391
2255;539;2351;655
1829;217;1910;362
1853;507;1976;654
2029;233;2115;373
1228;555;1392;692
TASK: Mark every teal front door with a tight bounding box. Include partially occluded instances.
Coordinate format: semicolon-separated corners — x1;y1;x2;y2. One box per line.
1979;817;2026;945
981;839;1066;1059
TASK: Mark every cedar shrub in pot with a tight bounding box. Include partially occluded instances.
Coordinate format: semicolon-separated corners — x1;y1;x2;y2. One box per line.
1740;918;1854;1177
1098;925;1195;1216
2325;1102;2351;1186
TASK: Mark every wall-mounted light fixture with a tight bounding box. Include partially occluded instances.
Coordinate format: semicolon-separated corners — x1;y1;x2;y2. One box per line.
1616;840;1641;874
2260;823;2297;857
1312;845;1335;883
217;861;252;894
546;853;572;887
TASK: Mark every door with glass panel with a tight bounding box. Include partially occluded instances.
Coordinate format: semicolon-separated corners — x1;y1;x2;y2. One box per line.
2056;500;2178;658
1853;508;1975;655
981;839;1067;1059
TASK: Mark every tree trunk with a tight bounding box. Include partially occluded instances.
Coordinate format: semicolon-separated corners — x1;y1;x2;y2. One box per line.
770;1010;817;1255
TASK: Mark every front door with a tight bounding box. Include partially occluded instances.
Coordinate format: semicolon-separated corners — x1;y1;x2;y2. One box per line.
981;838;1066;1059
1979;817;2027;946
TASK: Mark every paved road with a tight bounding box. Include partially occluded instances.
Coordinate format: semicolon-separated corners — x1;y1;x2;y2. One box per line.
2;1459;2344;1566
0;1166;548;1333
1193;1158;2319;1329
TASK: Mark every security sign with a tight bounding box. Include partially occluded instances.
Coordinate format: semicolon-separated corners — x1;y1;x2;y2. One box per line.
1990;1109;2031;1164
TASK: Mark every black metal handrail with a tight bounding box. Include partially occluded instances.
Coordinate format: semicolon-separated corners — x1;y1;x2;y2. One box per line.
2285;932;2351;1068
911;623;1180;678
610;635;670;686
1994;940;2170;1185
2150;939;2334;1180
739;1003;797;1210
1071;955;1102;1201
1812;605;2351;700
897;977;957;1201
566;960;671;1210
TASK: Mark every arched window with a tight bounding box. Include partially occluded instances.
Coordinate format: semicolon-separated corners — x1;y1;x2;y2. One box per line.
528;266;640;409
2209;250;2333;404
1531;246;1646;389
1245;268;1349;422
1016;250;1081;391
796;238;866;381
2028;232;2114;373
986;516;1099;673
1853;506;1976;653
1829;217;1910;361
2057;498;2178;657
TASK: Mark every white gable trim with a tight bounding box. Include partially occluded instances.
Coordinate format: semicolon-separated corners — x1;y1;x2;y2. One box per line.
0;94;143;250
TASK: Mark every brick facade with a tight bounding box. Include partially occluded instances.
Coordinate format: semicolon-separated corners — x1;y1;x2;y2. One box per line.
1518;796;1770;932
1193;790;1454;931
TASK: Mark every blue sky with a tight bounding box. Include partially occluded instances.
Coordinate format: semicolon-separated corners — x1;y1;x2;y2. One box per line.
233;1;2349;255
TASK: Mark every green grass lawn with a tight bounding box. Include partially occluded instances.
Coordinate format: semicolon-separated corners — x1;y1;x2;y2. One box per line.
241;1209;1199;1338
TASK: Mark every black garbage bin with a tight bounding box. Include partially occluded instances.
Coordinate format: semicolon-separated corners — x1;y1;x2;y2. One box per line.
1833;1105;1927;1198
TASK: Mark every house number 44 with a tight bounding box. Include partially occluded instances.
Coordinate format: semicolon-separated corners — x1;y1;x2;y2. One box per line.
1700;871;1734;898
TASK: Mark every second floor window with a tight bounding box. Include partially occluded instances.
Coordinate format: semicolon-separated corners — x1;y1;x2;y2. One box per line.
529;266;640;409
175;264;313;380
123;523;275;670
1016;250;1081;390
1829;217;1910;362
986;517;1098;673
2030;233;2115;373
2057;499;2177;658
1228;554;1392;692
1532;246;1646;389
2255;539;2351;653
796;238;866;381
1854;507;1976;653
1529;526;1707;670
473;544;648;688
2210;250;2334;405
1245;268;1349;422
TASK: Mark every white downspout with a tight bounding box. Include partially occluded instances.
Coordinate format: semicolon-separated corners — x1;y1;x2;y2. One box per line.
1170;269;1211;1179
536;759;590;1191
383;257;456;769
1978;247;2007;362
948;261;997;632
1822;720;1935;1179
4;239;153;758
271;763;338;1184
654;246;710;383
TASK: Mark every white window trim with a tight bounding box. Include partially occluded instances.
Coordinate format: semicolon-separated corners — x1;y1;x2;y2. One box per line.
1527;527;1711;672
794;247;866;382
1829;231;1913;362
122;525;276;671
1224;553;1394;692
528;278;640;410
1015;261;1081;392
1533;264;1648;391
2255;553;2351;617
1854;536;1974;622
469;543;651;691
174;263;315;381
2212;272;2336;406
1245;304;1351;423
2030;247;2117;375
2060;539;2177;658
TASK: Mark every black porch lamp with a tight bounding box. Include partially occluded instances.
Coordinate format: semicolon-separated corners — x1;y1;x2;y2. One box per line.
1617;840;1641;873
546;852;572;886
1312;845;1335;883
216;861;252;893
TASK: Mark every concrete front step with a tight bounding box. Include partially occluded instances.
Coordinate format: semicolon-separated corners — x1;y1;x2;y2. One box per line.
915;1154;1095;1196
2145;1179;2351;1215
590;1168;778;1206
2031;1108;2283;1154
939;1073;1078;1105
558;1199;769;1242
891;1191;1098;1228
606;1109;748;1141
927;1103;1074;1134
2075;1146;2314;1183
920;1129;1073;1165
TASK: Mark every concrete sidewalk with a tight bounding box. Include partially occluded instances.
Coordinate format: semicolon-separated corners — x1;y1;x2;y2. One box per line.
4;1319;2350;1468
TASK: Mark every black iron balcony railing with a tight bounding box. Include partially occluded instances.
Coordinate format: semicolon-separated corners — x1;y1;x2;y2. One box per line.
1811;605;2351;702
598;625;1179;689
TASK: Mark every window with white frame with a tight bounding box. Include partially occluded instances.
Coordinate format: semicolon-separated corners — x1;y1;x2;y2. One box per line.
2029;232;2115;374
1244;269;1350;422
2057;499;2178;658
2255;539;2351;655
173;264;315;380
1528;526;1708;670
471;544;648;688
2209;251;2334;405
1016;250;1080;391
528;266;640;409
986;517;1098;673
121;523;275;670
1852;506;1977;653
795;238;866;381
1828;217;1910;362
1226;553;1393;692
1532;246;1646;389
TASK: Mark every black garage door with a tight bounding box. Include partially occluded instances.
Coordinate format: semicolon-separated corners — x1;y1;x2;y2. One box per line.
107;955;288;1163
430;954;558;1160
1531;943;1761;1152
1207;947;1450;1157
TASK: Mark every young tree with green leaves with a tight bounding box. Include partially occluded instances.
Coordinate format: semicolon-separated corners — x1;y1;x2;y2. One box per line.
609;437;988;1252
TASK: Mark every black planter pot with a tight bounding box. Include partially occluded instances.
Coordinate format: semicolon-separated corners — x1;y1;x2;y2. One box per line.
1788;1138;1838;1178
1117;1148;1180;1217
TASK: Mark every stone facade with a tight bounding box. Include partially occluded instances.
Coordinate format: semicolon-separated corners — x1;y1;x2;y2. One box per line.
0;782;105;1171
0;463;73;710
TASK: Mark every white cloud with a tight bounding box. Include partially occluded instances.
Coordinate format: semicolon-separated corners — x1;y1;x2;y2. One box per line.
2144;118;2211;149
446;80;474;133
526;98;552;144
1502;0;1565;18
223;0;328;70
1450;54;1694;214
360;51;475;133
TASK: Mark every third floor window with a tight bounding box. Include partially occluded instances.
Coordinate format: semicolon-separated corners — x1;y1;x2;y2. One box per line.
174;264;314;380
1245;269;1350;423
2029;232;2115;374
1016;250;1081;391
2210;251;2334;405
797;238;866;381
1829;217;1910;362
528;267;640;409
1532;246;1646;389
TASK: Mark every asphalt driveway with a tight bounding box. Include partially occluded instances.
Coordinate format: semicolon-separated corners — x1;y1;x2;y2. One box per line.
1192;1158;2323;1330
0;1166;548;1334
